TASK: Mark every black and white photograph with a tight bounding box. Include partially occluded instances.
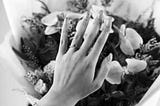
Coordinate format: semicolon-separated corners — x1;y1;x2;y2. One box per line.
0;0;160;106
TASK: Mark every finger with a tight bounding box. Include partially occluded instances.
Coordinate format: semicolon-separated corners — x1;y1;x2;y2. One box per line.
88;17;114;65
69;11;90;52
93;53;113;85
80;11;103;55
57;17;69;56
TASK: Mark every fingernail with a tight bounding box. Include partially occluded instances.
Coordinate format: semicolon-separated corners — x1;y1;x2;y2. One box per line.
103;16;114;33
83;11;90;22
63;17;70;32
64;17;68;26
86;11;91;18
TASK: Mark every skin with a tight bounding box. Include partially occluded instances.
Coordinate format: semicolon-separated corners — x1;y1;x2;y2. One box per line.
38;12;113;106
2;0;113;106
2;0;160;106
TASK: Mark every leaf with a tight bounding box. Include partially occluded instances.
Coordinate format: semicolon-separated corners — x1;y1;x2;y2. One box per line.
20;38;36;55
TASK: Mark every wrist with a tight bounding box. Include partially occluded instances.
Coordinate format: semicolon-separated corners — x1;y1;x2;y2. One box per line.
38;89;79;106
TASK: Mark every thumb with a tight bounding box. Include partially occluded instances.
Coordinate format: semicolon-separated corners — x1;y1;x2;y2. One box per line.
94;53;113;85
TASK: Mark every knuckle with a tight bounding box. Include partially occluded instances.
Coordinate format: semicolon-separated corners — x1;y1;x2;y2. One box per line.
87;63;92;69
72;55;80;62
63;53;72;61
71;53;84;64
75;34;80;41
85;59;93;68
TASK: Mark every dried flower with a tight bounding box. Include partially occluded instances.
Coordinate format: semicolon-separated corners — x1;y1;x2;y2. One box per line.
34;79;48;94
43;60;55;74
25;71;39;85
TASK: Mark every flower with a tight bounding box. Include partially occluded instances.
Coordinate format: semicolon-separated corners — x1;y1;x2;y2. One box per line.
105;53;124;84
125;27;143;50
41;11;83;35
41;12;64;35
34;79;48;94
116;24;143;56
106;61;124;84
43;60;55;73
118;24;135;56
125;58;147;74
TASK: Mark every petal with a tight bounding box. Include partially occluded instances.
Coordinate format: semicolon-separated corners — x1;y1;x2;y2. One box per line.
126;28;143;50
44;26;59;35
41;12;59;26
34;79;47;94
120;39;135;56
105;61;124;84
126;58;147;74
101;16;114;33
43;60;55;73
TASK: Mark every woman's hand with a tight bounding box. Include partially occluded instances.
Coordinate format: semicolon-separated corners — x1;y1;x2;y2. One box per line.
39;11;113;106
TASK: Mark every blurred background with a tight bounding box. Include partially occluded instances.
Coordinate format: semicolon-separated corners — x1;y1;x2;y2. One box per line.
0;0;10;43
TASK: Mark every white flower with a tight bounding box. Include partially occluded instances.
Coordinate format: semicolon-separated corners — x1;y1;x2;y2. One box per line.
41;11;83;35
104;53;124;85
43;60;56;74
41;12;64;35
116;24;143;56
106;60;124;84
125;27;143;50
125;58;147;74
34;79;47;94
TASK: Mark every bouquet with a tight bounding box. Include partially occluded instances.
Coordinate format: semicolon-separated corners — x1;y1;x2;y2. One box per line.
12;0;160;106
